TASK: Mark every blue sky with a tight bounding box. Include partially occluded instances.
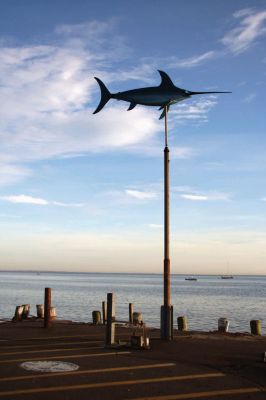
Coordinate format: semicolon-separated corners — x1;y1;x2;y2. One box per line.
0;0;265;274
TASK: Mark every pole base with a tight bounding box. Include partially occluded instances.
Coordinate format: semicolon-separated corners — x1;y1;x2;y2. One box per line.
160;305;173;340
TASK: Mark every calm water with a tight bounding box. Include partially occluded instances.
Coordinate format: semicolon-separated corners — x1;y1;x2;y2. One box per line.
0;271;265;333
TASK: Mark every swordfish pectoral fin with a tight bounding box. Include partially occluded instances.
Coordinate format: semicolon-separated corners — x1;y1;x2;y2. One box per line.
159;110;165;120
159;105;170;120
127;102;137;111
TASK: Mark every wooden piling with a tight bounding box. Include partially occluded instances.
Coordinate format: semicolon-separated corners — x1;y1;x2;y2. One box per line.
218;318;229;332
50;307;57;320
250;320;261;335
22;304;30;319
105;293;115;346
92;310;101;325
133;312;142;325
102;301;107;325
129;303;134;324
36;304;44;318
177;316;188;331
13;306;24;322
44;287;51;328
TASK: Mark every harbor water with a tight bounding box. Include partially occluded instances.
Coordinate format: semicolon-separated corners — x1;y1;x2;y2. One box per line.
0;271;265;333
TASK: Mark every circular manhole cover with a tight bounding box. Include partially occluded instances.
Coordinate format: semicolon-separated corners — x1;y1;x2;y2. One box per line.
20;361;79;372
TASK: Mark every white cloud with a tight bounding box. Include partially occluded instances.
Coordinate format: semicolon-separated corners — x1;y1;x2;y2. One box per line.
52;201;84;207
106;63;158;84
0;195;48;205
181;194;208;201
169;51;217;68
55;19;131;62
110;185;230;203
125;189;157;200
0;164;31;186
0;21;163;186
170;96;218;124
105;185;160;205
222;9;266;54
179;189;230;202
0;194;83;207
0;20;220;188
148;224;163;229
243;93;257;103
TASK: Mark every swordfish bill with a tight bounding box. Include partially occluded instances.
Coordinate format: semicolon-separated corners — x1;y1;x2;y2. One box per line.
93;70;231;118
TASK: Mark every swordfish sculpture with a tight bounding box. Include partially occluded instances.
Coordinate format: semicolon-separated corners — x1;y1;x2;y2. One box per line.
93;70;231;119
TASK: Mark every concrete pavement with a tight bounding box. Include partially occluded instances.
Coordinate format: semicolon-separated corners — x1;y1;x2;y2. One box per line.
0;321;265;399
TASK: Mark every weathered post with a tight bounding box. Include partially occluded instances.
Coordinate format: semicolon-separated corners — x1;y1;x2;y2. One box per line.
44;287;51;328
250;320;261;335
177;316;188;331
22;304;30;319
218;317;230;333
92;310;102;325
129;303;134;324
102;301;107;325
106;293;115;346
36;304;44;318
13;305;24;321
133;312;142;325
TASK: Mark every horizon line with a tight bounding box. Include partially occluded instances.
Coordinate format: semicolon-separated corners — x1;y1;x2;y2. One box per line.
0;269;265;277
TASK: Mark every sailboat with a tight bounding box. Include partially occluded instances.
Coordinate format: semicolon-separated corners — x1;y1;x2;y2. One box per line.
185;276;197;281
221;274;233;279
221;262;234;279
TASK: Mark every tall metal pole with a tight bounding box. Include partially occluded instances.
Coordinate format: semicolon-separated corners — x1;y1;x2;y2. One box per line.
164;106;170;308
161;106;172;340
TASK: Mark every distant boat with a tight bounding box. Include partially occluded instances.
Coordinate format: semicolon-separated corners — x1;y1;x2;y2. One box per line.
185;276;197;281
221;262;233;279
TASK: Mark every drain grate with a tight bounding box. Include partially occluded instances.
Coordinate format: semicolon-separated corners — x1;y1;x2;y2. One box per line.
20;360;79;372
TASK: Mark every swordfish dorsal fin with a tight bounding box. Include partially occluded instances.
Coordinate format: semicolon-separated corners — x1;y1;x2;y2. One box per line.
158;70;175;88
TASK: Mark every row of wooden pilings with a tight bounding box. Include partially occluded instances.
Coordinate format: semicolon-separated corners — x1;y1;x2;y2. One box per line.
95;293;148;347
177;316;262;335
92;301;142;326
13;288;56;328
92;297;262;337
13;288;263;339
13;303;57;321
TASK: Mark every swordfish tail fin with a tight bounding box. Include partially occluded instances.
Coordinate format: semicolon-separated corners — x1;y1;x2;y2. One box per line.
93;77;112;114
